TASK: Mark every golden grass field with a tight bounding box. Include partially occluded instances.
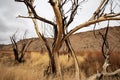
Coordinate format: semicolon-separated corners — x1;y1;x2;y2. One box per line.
0;51;120;80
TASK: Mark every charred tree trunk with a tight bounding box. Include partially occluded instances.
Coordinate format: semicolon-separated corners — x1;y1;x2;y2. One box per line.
10;36;19;62
10;32;32;63
13;48;19;62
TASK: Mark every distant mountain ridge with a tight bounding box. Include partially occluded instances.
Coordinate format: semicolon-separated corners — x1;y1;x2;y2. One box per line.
0;26;120;53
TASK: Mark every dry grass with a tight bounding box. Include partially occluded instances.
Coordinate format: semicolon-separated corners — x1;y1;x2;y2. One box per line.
0;64;38;80
0;51;120;80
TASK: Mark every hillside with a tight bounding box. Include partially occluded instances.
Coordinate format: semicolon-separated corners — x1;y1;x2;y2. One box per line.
0;26;120;53
69;26;120;52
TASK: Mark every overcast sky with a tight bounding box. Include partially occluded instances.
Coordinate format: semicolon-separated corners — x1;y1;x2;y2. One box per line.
0;0;119;44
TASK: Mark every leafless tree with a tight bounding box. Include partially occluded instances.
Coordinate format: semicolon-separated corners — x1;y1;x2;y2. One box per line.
14;0;120;80
87;21;120;80
10;31;32;63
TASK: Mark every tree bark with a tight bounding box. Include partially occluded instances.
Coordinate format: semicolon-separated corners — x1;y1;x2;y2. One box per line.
27;2;55;74
49;0;63;79
52;49;62;79
66;38;80;80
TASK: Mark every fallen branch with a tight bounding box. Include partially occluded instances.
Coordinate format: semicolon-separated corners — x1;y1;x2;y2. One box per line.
87;69;120;80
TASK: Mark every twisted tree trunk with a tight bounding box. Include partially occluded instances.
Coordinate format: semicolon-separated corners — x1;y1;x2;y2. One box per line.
49;0;63;79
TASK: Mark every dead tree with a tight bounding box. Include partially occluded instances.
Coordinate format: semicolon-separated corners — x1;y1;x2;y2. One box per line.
87;21;120;80
14;0;120;80
10;31;32;63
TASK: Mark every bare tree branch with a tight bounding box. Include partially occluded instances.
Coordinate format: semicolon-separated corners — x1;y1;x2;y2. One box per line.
105;13;120;17
15;0;56;27
90;0;109;20
66;0;79;27
17;15;36;19
87;20;120;80
99;22;110;58
63;16;120;42
58;1;81;79
19;39;32;61
87;69;120;80
10;31;32;63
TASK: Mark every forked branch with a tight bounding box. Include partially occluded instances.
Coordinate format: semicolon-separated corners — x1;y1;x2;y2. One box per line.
63;0;120;42
15;0;56;27
10;31;32;63
87;21;120;80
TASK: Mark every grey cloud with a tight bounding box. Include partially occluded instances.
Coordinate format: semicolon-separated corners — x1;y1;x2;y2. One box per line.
0;0;32;44
0;20;8;32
